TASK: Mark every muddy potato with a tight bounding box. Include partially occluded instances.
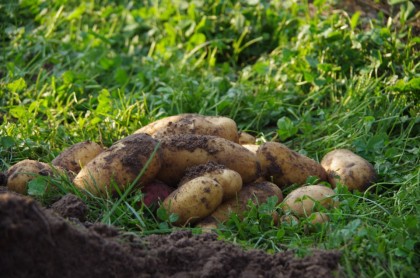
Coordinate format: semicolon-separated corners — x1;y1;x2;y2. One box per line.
282;185;337;217
162;176;223;226
257;142;328;189
309;212;329;225
6;159;54;194
238;131;256;145
73;133;162;196
140;180;174;209
180;162;242;201
195;217;219;233
280;215;299;226
321;149;377;191
198;181;283;225
134;114;239;143
157;134;261;186
52;141;104;174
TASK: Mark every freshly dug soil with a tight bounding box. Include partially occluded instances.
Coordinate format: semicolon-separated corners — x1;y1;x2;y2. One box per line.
0;193;341;278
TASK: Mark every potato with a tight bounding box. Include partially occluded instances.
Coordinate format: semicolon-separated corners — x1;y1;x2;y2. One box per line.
6;159;54;194
157;134;261;186
73;133;162;196
257;142;328;188
308;212;329;225
162;176;223;226
139;180;174;209
134;114;239;143
180;162;242;201
198;181;283;225
321;149;377;191
238;131;256;144
195;217;219;233
282;185;337;217
52;141;104;174
279;215;299;225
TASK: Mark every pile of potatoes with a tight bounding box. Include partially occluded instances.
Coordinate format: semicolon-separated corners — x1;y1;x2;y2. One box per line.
1;114;377;229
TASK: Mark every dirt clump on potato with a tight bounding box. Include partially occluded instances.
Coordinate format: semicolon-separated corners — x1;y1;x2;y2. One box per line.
0;193;342;278
180;161;226;183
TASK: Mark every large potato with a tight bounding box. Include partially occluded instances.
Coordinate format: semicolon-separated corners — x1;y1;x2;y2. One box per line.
197;181;283;226
321;149;377;191
180;162;242;201
73;133;162;196
157;134;261;186
257;142;328;189
162;176;223;226
6;159;54;194
134;114;239;143
282;185;337;217
52;141;104;174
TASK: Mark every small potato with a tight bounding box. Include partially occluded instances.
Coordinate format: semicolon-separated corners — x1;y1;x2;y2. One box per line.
195;217;219;233
73;133;162;196
157;134;261;186
139;180;174;209
162;176;223;226
180;162;242;201
321;149;377;191
238;131;256;145
257;142;328;188
282;185;337;217
6;159;53;194
280;215;299;225
52;141;104;174
309;212;329;225
201;181;283;225
134;114;239;143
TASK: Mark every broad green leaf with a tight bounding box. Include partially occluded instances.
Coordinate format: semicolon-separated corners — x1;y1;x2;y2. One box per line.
27;177;48;197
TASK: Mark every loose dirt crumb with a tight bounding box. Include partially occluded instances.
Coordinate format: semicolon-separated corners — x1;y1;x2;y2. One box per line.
50;193;88;222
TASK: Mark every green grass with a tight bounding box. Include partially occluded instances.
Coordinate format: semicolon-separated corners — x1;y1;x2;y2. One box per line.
1;0;419;276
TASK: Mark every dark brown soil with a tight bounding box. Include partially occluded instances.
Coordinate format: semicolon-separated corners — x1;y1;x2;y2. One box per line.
180;161;226;185
0;192;341;278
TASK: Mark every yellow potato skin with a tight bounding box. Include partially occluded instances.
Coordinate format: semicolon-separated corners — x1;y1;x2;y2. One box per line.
6;159;53;194
282;185;337;217
73;133;162;196
321;149;377;191
257;142;328;188
134;114;239;143
180;166;242;201
157;134;261;186
162;176;224;226
52;141;104;174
